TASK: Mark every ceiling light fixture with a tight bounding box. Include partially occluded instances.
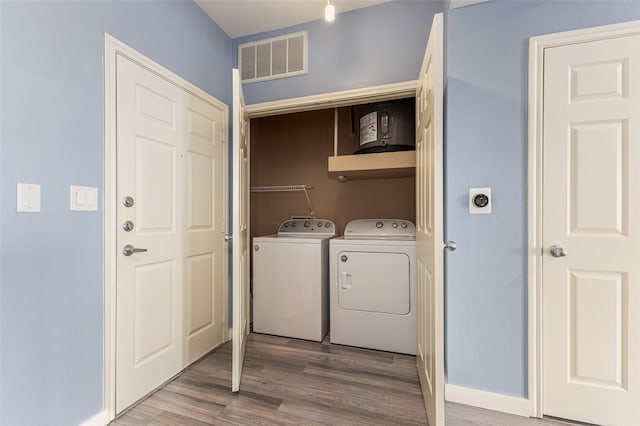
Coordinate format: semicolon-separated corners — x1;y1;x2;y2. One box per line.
325;0;335;22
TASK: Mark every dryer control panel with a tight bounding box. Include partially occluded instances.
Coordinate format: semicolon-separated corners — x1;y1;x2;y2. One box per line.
344;219;416;240
278;219;336;237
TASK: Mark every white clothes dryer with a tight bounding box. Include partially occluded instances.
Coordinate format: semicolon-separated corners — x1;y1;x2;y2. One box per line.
330;219;416;354
252;219;336;341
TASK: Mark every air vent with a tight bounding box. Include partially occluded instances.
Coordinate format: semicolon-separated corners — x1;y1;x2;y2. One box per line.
238;31;308;84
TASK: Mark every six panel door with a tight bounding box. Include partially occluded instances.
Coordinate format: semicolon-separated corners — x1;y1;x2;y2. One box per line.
116;54;226;412
542;34;640;425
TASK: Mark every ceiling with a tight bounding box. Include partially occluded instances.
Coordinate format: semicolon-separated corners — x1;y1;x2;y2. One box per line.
194;0;392;39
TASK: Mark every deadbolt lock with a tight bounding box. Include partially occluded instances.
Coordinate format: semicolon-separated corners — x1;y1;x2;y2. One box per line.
122;196;134;207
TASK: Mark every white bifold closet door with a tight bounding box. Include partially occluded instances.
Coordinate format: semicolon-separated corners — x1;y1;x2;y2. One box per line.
231;68;250;393
415;13;445;426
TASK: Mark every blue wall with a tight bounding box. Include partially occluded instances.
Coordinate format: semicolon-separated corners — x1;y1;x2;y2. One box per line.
0;1;231;424
445;0;640;397
3;1;640;423
233;1;446;104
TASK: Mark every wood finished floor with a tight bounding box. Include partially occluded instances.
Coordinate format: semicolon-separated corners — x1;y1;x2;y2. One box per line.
112;334;575;426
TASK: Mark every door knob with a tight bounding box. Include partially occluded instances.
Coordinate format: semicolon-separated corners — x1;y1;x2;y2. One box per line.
443;241;457;251
122;244;147;256
550;245;567;257
224;234;232;242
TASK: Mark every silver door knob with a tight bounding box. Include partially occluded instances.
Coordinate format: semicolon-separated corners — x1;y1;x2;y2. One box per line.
444;241;457;251
122;244;147;256
550;245;568;257
224;234;232;242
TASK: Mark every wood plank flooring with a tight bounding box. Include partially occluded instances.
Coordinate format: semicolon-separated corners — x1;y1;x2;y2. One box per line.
112;334;575;426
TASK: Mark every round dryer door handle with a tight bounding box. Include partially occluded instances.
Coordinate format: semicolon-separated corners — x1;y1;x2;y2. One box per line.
443;241;457;251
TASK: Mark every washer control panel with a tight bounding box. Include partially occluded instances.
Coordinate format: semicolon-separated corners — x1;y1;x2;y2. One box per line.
344;219;415;240
278;219;336;237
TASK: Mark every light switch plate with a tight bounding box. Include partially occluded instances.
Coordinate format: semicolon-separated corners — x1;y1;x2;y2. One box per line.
70;186;98;211
17;183;41;213
469;187;492;214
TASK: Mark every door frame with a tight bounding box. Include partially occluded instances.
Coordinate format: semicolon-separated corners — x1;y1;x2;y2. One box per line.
236;78;418;380
246;80;417;118
103;34;229;422
527;19;640;418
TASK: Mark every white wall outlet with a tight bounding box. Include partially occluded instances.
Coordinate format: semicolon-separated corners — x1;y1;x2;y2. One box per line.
469;187;492;214
17;183;41;213
70;186;98;211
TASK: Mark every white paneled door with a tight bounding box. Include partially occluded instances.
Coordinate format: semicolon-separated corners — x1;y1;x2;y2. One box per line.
231;68;250;392
542;34;640;425
116;54;227;412
184;86;227;366
415;13;445;426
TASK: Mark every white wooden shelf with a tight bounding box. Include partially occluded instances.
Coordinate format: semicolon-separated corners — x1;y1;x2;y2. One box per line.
327;150;416;180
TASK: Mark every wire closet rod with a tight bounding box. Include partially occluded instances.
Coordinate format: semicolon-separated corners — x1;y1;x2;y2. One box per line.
250;185;314;215
250;185;312;192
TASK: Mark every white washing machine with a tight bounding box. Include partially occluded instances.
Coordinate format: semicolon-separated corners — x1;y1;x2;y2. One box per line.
252;218;336;341
330;219;416;355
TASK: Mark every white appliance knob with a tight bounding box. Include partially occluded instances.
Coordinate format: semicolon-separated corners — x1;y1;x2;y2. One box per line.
392;222;398;228
376;221;383;228
401;222;407;228
304;221;310;228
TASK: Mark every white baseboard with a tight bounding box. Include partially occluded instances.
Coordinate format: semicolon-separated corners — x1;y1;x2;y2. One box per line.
80;409;110;426
445;384;530;417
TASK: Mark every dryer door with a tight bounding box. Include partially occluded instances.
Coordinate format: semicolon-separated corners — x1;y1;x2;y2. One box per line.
337;251;410;315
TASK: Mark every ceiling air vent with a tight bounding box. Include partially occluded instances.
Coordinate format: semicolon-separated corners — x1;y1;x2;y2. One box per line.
239;31;308;84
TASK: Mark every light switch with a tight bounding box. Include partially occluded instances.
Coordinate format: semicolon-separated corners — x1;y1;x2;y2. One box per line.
17;183;41;213
70;186;98;211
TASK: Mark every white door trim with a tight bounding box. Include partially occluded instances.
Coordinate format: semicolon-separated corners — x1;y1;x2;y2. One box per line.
103;33;229;422
527;19;640;418
246;80;417;118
